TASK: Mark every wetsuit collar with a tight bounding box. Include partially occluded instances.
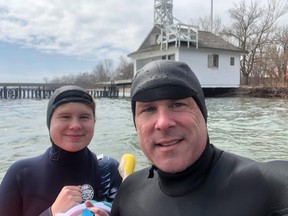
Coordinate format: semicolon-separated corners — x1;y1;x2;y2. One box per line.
49;144;91;166
156;141;215;197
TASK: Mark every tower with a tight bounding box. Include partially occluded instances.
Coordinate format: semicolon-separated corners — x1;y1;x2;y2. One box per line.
154;0;174;27
153;0;198;50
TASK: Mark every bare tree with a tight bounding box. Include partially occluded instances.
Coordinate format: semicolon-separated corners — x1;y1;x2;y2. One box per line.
252;45;282;86
113;56;134;80
74;72;97;85
48;58;119;84
273;25;288;83
190;15;223;35
92;59;115;82
43;77;49;83
222;0;288;85
49;74;76;84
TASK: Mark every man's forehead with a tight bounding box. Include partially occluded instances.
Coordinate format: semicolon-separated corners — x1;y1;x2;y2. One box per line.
135;97;196;106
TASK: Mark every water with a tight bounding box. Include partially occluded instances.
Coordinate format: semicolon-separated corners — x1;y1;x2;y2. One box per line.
1;97;288;182
207;97;288;161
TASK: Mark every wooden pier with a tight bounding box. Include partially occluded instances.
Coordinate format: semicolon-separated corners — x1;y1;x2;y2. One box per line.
0;80;131;99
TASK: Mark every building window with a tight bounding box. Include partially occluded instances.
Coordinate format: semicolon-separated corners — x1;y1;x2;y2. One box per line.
136;57;162;70
168;54;175;60
152;33;160;45
230;57;235;66
135;54;175;71
208;54;219;68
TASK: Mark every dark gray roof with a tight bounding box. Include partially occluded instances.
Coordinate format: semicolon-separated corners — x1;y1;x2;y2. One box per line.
198;31;244;51
128;26;246;56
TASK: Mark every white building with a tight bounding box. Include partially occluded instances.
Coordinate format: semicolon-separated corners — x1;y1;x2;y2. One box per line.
128;0;246;91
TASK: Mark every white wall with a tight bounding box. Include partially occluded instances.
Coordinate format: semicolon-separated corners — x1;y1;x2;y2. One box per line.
178;49;241;88
129;47;241;88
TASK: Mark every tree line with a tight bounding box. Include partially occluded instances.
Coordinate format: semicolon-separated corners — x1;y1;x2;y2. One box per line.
47;56;134;85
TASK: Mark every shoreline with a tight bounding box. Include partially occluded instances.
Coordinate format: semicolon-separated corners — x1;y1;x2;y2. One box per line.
203;86;288;98
236;86;288;98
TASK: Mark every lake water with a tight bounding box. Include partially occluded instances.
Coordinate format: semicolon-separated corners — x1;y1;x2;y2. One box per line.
1;97;288;182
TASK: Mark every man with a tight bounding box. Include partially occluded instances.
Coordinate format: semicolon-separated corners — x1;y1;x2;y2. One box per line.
111;60;288;216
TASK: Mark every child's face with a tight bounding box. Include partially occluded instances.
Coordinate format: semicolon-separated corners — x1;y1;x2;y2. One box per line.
50;102;95;152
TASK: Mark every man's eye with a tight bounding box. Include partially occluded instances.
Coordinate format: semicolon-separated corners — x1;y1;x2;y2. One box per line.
173;103;185;107
141;107;155;113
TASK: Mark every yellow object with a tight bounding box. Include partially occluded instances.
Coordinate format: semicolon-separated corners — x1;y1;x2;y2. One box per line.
118;154;136;180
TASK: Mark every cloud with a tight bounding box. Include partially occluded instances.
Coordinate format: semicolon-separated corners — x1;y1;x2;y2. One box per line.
0;0;287;65
0;0;152;61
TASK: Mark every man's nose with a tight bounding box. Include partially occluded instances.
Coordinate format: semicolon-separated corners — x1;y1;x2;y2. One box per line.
154;109;176;130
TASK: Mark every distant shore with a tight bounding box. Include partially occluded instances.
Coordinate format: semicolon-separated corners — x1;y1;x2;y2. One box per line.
236;86;288;98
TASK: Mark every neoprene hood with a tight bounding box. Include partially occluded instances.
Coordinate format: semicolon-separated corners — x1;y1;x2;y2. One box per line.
131;60;207;122
46;85;95;128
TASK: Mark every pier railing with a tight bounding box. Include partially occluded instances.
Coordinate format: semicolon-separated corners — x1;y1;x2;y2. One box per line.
0;81;131;99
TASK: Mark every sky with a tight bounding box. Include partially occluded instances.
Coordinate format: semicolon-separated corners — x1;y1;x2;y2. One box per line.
0;0;287;83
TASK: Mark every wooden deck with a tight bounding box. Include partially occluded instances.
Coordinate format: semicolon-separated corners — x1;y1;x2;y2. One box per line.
0;80;132;99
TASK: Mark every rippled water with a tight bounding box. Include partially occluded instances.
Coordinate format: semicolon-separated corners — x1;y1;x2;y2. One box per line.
1;97;288;182
207;97;288;161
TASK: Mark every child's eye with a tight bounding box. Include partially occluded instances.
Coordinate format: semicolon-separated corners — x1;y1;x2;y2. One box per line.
79;113;94;120
60;115;70;119
80;115;90;119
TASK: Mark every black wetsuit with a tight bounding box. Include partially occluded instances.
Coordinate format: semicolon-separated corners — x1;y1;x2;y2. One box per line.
0;145;122;216
111;144;288;216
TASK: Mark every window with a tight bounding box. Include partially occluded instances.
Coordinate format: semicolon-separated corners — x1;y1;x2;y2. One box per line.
230;57;235;66
153;33;160;45
136;57;161;70
168;54;175;60
208;54;219;68
136;54;175;70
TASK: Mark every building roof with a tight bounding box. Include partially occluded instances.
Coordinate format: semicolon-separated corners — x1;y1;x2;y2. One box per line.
128;26;246;56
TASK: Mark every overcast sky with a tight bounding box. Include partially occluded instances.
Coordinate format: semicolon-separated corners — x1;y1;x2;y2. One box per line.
0;0;287;83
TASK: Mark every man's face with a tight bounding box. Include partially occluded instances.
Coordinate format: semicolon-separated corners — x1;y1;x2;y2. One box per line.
135;97;207;173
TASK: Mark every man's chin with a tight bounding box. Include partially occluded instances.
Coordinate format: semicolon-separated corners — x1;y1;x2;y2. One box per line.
156;162;186;174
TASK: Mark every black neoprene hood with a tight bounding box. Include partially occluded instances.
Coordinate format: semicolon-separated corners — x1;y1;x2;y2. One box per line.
131;60;207;122
46;85;95;128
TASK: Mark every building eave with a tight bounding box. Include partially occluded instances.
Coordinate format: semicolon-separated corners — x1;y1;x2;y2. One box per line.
127;26;247;58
